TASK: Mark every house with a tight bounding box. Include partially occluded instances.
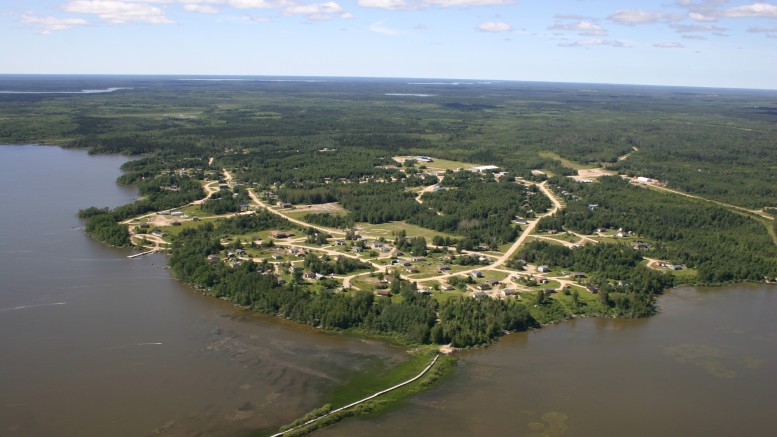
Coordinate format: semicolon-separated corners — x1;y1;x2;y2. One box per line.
376;291;392;297
477;283;491;291
352;247;364;253
406;267;420;274
634;242;649;250
138;223;150;229
442;284;455;291
539;278;549;284
473;291;488;299
503;289;518;296
271;231;293;239
438;264;451;271
571;272;586;279
278;202;293;208
171;221;181;226
487;280;500;286
334;240;345;246
218;183;229;189
671;265;684;270
303;271;317;279
170;211;183;217
235;248;246;256
537;266;550;273
470;270;483;278
271;254;283;260
207;255;220;264
192;217;201;222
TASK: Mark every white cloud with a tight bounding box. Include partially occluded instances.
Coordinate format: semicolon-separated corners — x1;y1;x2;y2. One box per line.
560;38;631;48
359;0;517;7
421;0;513;7
721;2;777;18
357;0;408;9
282;1;351;20
688;11;717;21
653;41;685;48
184;4;219;13
548;20;606;36
62;0;174;24
370;20;399;35
478;21;511;32
227;0;281;8
609;9;668;25
748;25;777;32
21;13;88;34
671;23;727;33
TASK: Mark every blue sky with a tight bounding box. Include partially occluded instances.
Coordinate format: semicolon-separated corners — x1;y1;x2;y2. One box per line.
2;0;776;89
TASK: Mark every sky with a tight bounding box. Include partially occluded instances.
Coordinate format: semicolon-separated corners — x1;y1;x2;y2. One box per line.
1;0;776;89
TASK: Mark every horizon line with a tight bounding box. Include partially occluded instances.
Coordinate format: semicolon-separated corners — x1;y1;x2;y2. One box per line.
0;73;776;93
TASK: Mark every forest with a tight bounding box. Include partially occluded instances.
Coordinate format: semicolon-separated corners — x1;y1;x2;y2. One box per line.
3;76;776;347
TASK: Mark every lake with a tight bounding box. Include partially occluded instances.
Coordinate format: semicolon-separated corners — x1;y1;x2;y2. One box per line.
1;145;774;436
318;284;777;436
0;145;407;436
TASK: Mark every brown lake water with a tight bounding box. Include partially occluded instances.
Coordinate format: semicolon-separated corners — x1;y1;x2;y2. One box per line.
319;284;777;437
0;145;406;436
2;145;775;437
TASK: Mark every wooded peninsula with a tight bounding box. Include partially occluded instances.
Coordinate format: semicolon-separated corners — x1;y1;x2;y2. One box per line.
0;76;777;347
3;76;776;349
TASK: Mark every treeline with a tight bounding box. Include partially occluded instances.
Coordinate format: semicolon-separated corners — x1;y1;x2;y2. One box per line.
303;213;355;229
434;297;534;347
302;252;372;275
81;211;131;247
542;176;777;283
200;187;250;215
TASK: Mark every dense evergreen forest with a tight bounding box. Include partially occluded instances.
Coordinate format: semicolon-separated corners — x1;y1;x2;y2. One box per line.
2;77;775;208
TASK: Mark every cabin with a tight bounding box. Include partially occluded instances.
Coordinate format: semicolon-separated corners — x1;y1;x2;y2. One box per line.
271;231;293;239
537;265;550;273
571;272;586;279
470;270;483;278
